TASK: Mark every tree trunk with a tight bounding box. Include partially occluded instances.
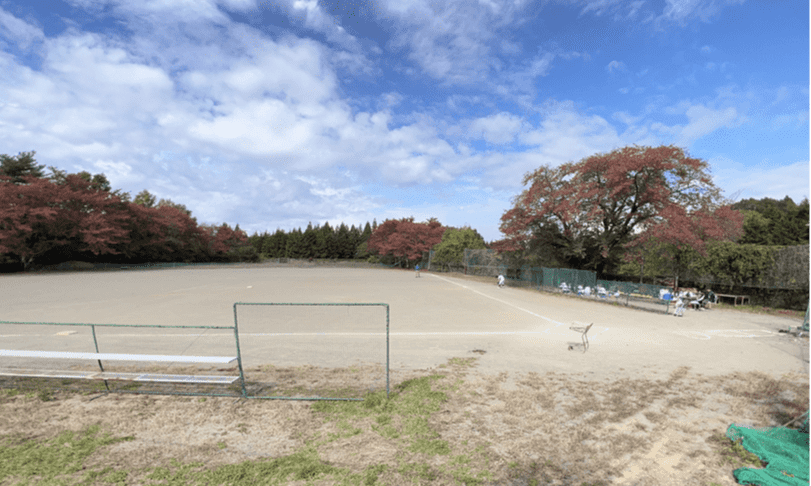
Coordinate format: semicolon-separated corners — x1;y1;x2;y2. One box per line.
640;257;645;284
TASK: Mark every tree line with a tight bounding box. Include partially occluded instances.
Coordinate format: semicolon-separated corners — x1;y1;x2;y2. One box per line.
2;147;806;290
246;218;489;270
0;151;256;270
0;150;490;271
246;221;377;260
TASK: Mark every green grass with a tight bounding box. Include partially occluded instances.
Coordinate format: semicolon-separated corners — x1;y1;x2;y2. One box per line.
0;424;134;484
0;372;481;485
707;433;767;468
4;358;779;485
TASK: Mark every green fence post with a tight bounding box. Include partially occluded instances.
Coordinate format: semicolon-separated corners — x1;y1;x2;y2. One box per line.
386;304;390;400
90;324;110;392
232;303;248;398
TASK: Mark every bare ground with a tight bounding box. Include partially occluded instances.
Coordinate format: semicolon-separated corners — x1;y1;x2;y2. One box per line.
0;355;807;485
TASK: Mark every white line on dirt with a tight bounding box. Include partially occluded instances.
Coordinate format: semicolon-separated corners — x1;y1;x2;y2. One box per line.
430;274;563;323
43;331;582;337
670;329;778;340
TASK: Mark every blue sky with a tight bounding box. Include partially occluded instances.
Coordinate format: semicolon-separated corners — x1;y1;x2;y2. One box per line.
0;0;807;242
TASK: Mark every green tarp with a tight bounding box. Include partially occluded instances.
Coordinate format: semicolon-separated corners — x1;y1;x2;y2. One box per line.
727;420;809;486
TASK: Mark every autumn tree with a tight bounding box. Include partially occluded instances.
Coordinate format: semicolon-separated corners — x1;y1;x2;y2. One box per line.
199;223;254;261
0;174;130;269
431;227;487;271
497;145;739;274
367;217;446;267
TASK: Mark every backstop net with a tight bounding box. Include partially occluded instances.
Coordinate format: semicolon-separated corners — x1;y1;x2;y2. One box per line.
233;303;389;401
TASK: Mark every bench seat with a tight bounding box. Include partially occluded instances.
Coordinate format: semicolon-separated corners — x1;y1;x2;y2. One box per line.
0;350;237;364
0;368;238;384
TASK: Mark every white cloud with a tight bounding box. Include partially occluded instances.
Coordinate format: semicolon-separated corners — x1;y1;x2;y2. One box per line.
379;0;530;85
612;111;640;125
770;111;808;130
466;112;524;144
289;0;362;50
580;0;622;16
606;60;626;73
676;104;740;146
660;0;746;23
65;0;231;24
0;8;44;50
711;157;810;203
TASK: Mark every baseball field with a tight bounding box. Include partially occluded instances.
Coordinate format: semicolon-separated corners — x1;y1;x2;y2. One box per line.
0;262;807;485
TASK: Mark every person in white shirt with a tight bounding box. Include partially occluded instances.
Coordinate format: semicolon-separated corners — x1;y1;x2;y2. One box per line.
497;275;505;288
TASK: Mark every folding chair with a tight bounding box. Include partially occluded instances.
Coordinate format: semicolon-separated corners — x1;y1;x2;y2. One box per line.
568;323;593;353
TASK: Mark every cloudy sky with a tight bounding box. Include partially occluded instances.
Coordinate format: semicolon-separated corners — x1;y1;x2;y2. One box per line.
0;0;807;242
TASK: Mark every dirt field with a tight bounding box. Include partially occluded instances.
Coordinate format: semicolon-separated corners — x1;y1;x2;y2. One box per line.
0;264;807;485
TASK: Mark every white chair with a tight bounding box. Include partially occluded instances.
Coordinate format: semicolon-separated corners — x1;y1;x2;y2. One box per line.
690;294;705;310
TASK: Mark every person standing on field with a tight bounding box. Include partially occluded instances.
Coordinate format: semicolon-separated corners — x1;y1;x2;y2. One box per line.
415;264;420;278
498;274;505;288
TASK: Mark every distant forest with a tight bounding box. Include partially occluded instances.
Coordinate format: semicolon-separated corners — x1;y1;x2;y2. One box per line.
245;221;380;260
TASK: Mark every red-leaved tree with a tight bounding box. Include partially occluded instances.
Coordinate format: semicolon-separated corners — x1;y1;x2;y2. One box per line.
200;223;250;260
497;145;740;274
367;218;446;267
0;174;130;269
625;203;743;289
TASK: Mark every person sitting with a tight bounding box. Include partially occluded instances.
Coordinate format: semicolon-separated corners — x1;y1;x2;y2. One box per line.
559;282;571;293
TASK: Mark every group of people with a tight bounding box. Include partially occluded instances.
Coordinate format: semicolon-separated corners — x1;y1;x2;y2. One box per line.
661;288;717;316
558;282;618;299
491;275;718;319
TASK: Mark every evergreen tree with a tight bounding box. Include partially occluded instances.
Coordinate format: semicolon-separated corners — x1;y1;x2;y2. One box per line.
285;228;304;258
301;223;318;258
734;196;809;245
336;223;353;258
316;222;334;258
263;229;287;257
0;151;46;184
349;224;363;258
